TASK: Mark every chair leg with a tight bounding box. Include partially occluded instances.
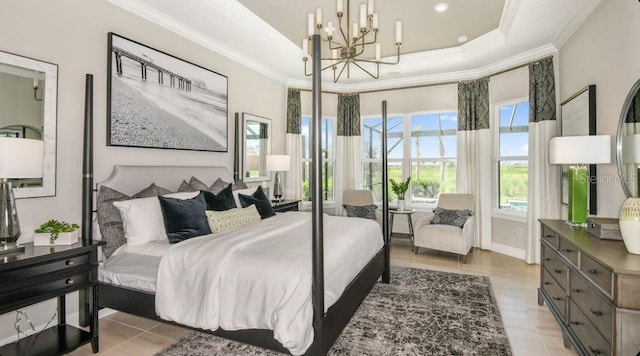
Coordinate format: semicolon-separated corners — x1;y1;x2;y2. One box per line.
462;254;467;264
414;247;419;254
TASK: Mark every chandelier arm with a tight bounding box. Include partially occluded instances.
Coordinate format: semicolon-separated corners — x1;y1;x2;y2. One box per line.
336;16;350;46
334;61;349;83
355;45;401;65
327;40;346;51
351;60;379;79
304;58;313;77
322;60;345;72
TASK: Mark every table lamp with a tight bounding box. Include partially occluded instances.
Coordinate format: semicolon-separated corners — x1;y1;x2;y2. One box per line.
0;137;45;254
549;135;610;226
266;155;290;202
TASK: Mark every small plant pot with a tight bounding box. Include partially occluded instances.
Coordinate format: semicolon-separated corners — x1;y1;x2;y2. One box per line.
33;230;79;246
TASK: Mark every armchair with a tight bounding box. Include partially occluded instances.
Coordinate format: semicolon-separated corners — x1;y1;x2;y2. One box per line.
413;194;475;263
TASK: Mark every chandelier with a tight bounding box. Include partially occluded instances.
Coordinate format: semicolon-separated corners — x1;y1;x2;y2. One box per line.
302;0;402;82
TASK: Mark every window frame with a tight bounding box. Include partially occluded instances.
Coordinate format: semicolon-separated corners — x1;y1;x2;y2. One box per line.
301;114;337;204
492;97;529;222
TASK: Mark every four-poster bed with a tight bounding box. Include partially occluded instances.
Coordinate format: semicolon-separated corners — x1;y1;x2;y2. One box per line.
81;34;391;355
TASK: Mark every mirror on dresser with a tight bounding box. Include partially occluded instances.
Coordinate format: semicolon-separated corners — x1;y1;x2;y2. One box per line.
0;51;57;197
616;78;640;198
238;113;271;182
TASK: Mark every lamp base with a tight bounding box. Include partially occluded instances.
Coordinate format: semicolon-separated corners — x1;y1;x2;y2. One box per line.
0;242;24;256
273;171;284;203
567;165;588;226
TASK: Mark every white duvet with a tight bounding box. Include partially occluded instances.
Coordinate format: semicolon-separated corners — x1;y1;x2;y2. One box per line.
156;212;383;355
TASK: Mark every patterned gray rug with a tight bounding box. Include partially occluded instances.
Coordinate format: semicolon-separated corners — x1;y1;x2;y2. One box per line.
156;267;512;356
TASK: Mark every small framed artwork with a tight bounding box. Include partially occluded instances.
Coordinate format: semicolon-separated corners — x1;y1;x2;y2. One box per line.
107;32;228;152
560;84;597;214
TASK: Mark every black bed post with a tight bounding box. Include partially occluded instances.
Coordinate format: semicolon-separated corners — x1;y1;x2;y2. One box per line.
234;112;241;182
381;101;390;283
80;73;94;327
310;33;325;354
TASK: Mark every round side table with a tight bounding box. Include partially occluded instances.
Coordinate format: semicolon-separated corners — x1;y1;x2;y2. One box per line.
389;208;416;250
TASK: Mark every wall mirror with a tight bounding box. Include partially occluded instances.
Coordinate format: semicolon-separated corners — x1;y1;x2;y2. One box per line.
0;51;57;198
560;84;597;214
239;112;271;182
617;78;640;198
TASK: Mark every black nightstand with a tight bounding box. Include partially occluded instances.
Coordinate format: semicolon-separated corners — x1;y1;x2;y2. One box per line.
272;199;301;213
0;241;102;355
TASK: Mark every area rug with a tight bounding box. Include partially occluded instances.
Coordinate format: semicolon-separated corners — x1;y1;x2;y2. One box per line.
156;267;512;356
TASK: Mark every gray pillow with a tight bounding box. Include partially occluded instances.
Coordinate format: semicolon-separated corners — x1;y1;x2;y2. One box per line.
97;183;172;258
188;176;209;191
344;204;377;220
430;207;474;228
177;180;196;192
210;177;248;193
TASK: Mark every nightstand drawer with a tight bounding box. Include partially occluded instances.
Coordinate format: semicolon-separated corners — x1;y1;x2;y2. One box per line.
570;271;614;344
0;270;91;308
542;268;566;319
542;244;567;291
581;253;613;297
0;253;90;284
569;300;612;356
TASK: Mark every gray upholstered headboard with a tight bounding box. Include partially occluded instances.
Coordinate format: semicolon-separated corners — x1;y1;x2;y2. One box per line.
97;165;234;195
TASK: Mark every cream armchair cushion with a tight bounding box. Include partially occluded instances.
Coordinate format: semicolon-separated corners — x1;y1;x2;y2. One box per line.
413;194;475;262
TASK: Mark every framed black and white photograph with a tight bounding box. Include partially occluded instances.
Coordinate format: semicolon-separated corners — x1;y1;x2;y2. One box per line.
107;32;228;152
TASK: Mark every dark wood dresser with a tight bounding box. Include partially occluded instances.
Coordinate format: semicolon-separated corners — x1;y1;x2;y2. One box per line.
0;241;101;355
538;219;640;356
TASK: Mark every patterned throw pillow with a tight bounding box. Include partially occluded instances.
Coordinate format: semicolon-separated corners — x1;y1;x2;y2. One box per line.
206;205;261;233
430;208;474;228
344;204;377;220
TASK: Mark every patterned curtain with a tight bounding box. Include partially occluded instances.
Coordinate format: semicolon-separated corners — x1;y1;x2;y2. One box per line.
526;57;560;264
456;78;491;249
336;93;362;214
285;88;302;200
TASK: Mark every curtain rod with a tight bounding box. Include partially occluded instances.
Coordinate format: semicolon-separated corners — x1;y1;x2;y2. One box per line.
295;54;554;95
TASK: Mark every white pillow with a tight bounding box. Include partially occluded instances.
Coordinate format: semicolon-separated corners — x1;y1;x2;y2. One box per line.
206;205;261;233
114;191;199;246
232;187;258;208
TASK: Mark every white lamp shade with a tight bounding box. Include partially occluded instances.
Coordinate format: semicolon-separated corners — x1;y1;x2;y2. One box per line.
549;135;611;165
0;137;45;178
622;134;640;163
266;155;291;172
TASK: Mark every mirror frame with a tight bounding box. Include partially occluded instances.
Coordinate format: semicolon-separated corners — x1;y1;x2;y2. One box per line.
616;78;640;198
0;51;57;198
559;84;597;214
239;112;271;183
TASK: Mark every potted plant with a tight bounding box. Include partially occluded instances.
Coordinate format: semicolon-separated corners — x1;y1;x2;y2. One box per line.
34;220;80;246
390;177;411;210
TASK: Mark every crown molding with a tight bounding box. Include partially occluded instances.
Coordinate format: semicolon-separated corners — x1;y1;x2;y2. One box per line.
106;0;291;84
553;0;602;49
498;0;522;38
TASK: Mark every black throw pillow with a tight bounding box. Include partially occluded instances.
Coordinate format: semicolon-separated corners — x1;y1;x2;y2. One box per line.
238;186;276;219
158;192;211;244
201;184;237;211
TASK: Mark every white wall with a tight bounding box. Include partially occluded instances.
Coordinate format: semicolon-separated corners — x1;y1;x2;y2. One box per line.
559;0;640;217
0;0;286;342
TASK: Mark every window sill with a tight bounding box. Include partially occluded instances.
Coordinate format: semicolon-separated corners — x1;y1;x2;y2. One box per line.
492;210;527;223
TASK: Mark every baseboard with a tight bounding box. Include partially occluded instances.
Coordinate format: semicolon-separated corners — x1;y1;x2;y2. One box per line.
491;242;525;260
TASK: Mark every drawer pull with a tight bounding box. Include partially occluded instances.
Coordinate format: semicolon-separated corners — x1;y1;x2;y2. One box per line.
571;288;581;293
543;234;554;238
560;248;572;253
552;297;562;301
65;260;75;266
587;269;598;275
588;346;601;355
590;309;602;317
554;269;563;274
543;282;551;286
543;258;551;261
570;321;581;326
65;279;75;285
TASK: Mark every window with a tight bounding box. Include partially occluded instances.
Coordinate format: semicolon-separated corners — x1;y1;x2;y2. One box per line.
301;116;334;201
362;111;457;206
496;100;529;214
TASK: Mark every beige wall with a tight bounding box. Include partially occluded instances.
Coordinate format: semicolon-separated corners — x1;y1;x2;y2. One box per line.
0;0;286;341
559;0;640;217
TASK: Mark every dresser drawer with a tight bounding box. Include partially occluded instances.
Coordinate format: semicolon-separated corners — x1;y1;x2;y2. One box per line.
558;237;579;267
542;244;567;291
569;300;612;356
542;268;566;319
541;226;559;249
581;253;614;297
0;253;90;285
0;270;91;308
570;271;614;344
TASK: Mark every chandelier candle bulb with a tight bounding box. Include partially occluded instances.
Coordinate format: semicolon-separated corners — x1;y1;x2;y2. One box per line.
326;21;334;37
372;13;379;30
360;4;367;28
396;21;402;43
308;13;315;36
316;8;322;26
368;0;374;15
375;43;381;61
353;23;359;39
336;0;343;14
302;38;309;57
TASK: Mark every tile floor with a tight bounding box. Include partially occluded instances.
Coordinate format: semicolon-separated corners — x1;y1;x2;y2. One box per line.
70;240;577;355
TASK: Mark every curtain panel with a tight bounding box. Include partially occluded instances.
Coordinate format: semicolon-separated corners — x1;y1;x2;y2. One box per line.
526;57;561;264
456;78;492;249
336;93;362;215
285;88;302;200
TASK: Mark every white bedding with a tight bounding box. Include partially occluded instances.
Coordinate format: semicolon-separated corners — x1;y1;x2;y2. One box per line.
155;212;383;355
